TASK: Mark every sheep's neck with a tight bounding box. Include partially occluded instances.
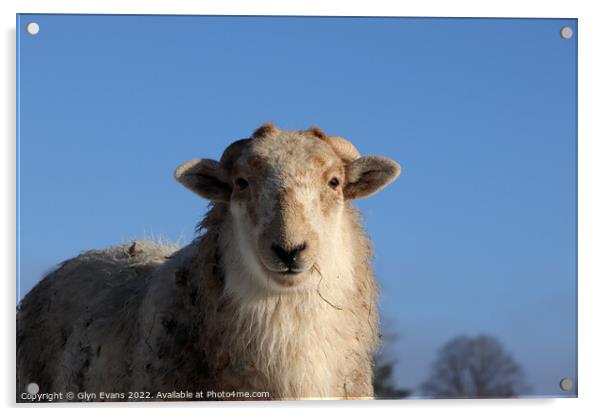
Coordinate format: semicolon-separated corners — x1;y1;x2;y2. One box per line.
216;242;357;398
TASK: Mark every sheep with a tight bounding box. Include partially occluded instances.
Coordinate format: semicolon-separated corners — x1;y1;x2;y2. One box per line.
17;123;401;401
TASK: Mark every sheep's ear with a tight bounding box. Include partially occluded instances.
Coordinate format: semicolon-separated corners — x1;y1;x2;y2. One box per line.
174;159;231;202
344;156;401;200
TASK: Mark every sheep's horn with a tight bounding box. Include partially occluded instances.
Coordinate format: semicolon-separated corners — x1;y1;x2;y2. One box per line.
220;138;251;171
325;136;361;163
252;122;279;139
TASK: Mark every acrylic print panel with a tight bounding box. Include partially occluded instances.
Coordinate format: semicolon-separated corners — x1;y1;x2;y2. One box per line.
16;14;577;401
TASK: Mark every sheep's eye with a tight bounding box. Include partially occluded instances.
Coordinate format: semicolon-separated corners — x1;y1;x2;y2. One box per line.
235;178;249;190
328;177;340;189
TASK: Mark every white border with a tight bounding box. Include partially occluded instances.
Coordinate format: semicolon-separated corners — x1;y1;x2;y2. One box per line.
2;1;600;415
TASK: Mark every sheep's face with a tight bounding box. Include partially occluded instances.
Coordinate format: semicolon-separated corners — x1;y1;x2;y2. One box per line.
227;131;347;290
175;124;400;291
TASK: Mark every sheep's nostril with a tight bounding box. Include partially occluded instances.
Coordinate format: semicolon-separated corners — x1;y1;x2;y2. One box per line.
295;242;307;254
271;242;307;267
271;244;287;263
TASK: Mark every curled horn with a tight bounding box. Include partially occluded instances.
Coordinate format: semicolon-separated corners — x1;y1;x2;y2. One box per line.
218;123;277;171
252;122;279;139
325;136;361;163
220;139;251;171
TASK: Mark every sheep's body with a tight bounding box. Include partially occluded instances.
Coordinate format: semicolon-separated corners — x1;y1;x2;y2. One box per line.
17;205;377;401
17;124;400;401
16;240;186;398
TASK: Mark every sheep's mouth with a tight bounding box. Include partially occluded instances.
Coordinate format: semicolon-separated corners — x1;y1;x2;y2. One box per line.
278;269;303;276
258;259;311;287
259;256;310;274
282;268;302;274
267;266;305;278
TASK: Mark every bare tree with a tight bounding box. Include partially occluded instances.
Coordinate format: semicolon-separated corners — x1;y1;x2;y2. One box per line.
421;334;530;398
372;327;411;399
373;358;411;399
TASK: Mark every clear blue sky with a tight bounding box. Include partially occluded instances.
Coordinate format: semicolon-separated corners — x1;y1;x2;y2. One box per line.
17;15;577;398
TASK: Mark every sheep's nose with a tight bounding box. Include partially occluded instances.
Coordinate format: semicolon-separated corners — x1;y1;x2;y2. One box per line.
271;242;307;267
